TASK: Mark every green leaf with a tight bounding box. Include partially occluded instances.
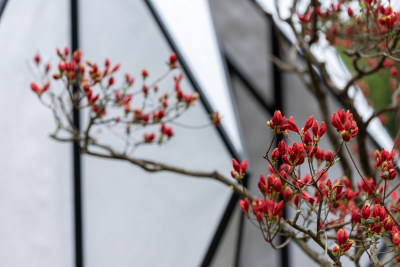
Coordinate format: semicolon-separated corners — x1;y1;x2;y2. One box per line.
333;157;340;164
365;218;375;224
373;234;381;239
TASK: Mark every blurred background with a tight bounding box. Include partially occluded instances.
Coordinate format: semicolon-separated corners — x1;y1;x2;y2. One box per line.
0;0;393;266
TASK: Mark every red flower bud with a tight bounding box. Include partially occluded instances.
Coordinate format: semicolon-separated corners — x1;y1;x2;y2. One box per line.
361;203;371;220
232;159;240;172
240;160;247;174
273;178;282;193
347;7;353;17
311;121;319;137
303;115;313;132
64;46;69;56
258;174;267;195
283;187;293;201
108;77;114;87
343;239;353;252
42;81;50;92
294;194;300;207
30;82;40;93
392;226;400;246
144;132;155;143
351;209;361;226
240;198;250;214
391;67;398;77
34;54;40;65
111;64;120;73
273;200;284;217
372;204;386;221
318;121;326;137
332;244;339;255
142;69;149;79
278;140;287;156
325;150;335;164
336;229;348;246
231;170;238;179
169;52;178;66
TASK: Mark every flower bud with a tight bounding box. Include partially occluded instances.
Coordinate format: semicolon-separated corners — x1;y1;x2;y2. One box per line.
336;229;348;246
361;203;371;220
240;198;250;215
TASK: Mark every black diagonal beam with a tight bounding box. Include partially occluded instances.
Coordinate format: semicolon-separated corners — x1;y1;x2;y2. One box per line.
0;0;9;19
225;54;275;116
70;0;84;267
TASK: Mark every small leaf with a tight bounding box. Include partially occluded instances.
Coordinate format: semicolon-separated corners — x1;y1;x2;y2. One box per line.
365;218;375;224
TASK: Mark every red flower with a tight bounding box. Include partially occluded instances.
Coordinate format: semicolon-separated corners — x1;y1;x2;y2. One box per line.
232;159;240;172
331;109;358;141
161;123;173;138
240;198;250;215
332;244;339;255
231;159;247;180
361;203;371;220
283;187;293;201
371;204;386;221
273;200;284;218
343;239;353;253
336;229;348;246
303;115;313;132
351;209;361;226
144;132;155;143
258;174;267;196
273;178;282;193
34;54;40;65
142;69;149;79
392;226;400;246
325;150;335;165
282;142;305;167
271;148;279;164
30;81;50;97
347;7;353;17
267;110;299;134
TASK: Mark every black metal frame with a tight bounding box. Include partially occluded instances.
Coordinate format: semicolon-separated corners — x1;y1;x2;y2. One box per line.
70;1;84;267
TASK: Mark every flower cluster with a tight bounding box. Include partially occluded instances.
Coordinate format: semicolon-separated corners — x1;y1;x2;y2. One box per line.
233;108;400;264
375;148;397;180
331;109;358;142
29;47;211;150
332;229;353;257
231;159;247;180
267;110;299;134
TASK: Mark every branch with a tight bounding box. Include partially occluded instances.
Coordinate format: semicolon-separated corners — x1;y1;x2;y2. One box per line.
365;104;399;127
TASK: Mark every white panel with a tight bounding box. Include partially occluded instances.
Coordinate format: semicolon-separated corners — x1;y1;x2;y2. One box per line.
0;0;72;267
152;0;246;158
79;1;232;266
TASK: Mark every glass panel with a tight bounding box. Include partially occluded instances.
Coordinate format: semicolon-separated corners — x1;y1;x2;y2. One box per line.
79;0;235;266
152;0;246;157
0;0;73;266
